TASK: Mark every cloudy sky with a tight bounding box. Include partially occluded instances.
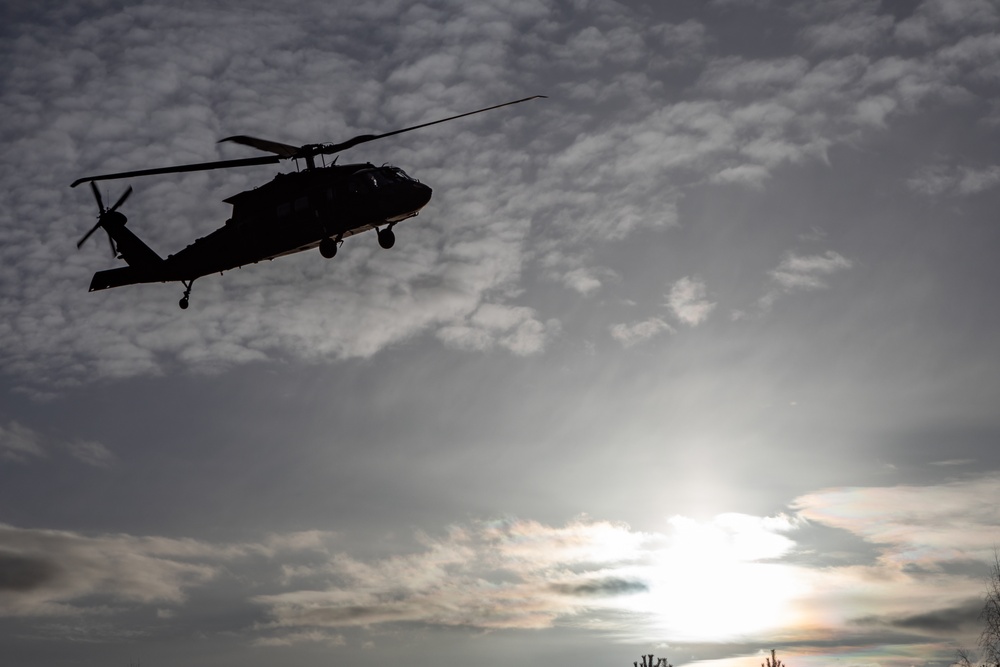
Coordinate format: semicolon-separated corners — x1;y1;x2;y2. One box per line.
2;0;1000;665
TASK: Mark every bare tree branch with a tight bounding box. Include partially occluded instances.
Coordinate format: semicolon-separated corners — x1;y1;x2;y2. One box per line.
978;550;1000;667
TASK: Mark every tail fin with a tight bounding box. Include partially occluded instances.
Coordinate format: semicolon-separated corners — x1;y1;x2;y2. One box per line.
102;212;164;269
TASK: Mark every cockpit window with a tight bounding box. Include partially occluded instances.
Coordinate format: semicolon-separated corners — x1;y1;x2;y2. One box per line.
349;169;380;193
386;166;414;181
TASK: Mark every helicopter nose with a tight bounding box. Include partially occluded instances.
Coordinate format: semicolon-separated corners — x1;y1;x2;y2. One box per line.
414;182;432;209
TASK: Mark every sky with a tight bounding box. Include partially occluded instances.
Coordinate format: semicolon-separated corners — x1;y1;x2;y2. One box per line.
2;0;1000;665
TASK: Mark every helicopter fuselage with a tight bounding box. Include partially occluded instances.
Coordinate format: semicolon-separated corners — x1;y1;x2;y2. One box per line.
89;162;432;295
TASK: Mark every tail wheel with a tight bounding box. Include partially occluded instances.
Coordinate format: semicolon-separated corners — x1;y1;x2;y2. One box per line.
178;280;194;310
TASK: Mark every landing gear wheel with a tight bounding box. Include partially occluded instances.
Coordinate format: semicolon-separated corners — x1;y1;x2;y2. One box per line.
319;237;338;258
179;297;189;310
378;228;396;249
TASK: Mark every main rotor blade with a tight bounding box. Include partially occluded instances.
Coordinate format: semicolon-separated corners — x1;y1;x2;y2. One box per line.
70;95;545;187
71;155;281;187
217;135;300;158
108;185;132;213
77;221;103;249
318;95;547;156
90;181;105;212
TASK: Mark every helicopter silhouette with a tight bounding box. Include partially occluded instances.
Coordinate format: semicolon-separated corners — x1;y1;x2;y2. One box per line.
72;95;545;309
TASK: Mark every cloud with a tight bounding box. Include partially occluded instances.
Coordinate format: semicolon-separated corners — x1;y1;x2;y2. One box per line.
252;629;346;648
252;518;654;635
0;421;116;467
770;251;853;290
4;474;998;649
895;0;1000;45
798;10;894;54
0;0;564;392
606;276;714;341
0;524;339;619
436;303;560;355
709;0;773;8
760;250;852;309
0;552;60;592
2;0;997;392
65;440;116;468
667;276;716;326
711;163;772;188
250;514;807;643
559;267;608;295
0;421;46;463
908;163;1000;196
907;164;957;195
610;318;674;347
885;599;983;632
549;577;648;597
765;474;1000;654
792;473;1000;564
0;524;227;617
648;20;707;58
698;56;811;96
538;251;619;295
1;0;702;392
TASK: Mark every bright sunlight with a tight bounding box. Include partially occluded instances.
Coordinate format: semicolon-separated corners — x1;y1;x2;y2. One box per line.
621;514;810;642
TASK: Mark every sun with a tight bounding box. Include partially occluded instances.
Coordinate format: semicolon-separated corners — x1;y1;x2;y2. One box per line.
623;514;809;642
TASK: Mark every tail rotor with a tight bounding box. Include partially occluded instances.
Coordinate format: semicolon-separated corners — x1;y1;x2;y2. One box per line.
78;182;132;256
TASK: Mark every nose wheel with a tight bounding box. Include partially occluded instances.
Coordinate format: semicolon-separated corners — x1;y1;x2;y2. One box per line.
179;280;195;310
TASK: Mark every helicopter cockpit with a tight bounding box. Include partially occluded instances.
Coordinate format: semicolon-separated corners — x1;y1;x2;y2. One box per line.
382;165;416;181
347;165;419;193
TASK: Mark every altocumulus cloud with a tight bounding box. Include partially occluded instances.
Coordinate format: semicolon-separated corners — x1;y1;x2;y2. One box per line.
667;276;716;327
609;276;714;346
760;250;853;309
3;0;997;391
610;318;675;347
907;163;1000;196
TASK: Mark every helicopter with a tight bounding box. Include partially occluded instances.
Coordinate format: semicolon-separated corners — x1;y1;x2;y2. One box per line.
72;95;545;309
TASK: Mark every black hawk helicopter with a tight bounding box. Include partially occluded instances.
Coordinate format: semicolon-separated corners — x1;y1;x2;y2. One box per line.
73;95;545;309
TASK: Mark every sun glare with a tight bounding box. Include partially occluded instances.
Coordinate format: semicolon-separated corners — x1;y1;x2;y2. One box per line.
623;515;809;642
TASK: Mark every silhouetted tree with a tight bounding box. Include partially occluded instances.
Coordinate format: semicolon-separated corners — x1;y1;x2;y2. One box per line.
763;649;785;667
634;654;671;667
979;551;1000;666
958;551;1000;667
